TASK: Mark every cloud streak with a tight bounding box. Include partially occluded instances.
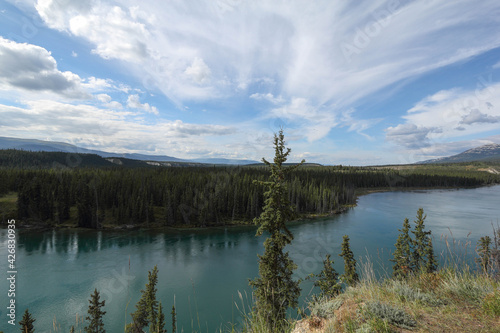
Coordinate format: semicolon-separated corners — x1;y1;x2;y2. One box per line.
0;37;89;98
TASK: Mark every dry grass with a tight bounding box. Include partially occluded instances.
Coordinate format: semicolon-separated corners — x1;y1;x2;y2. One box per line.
290;263;500;333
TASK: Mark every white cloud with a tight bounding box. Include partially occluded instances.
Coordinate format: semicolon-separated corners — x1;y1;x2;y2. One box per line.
27;0;500;112
36;0;150;62
385;123;438;149
0;100;235;156
96;94;123;109
340;109;381;140
460;109;500;125
266;97;338;142
184;57;211;84
96;94;112;104
386;82;500;153
4;0;500;163
127;94;159;114
250;93;284;105
0;37;89;99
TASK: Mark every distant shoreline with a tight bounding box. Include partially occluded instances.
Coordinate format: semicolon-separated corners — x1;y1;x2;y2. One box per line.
8;184;499;233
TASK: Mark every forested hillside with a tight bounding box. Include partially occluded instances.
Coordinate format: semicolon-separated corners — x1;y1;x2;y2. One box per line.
1;150;499;229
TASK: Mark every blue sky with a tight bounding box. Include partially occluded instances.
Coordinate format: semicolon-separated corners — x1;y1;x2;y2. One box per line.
1;0;500;165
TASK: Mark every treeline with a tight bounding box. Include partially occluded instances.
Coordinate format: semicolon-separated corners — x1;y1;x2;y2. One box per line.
1;167;356;228
0;149;114;169
1;163;498;228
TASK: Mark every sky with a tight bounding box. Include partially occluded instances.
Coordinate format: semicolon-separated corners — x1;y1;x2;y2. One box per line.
1;0;500;165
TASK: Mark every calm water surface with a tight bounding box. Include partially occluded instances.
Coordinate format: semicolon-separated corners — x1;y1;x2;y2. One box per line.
1;185;499;332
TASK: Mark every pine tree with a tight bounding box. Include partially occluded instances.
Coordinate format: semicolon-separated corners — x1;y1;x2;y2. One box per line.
84;289;106;333
19;308;36;333
249;129;304;330
130;265;159;332
425;237;438;273
477;236;492;273
391;218;412;278
339;235;359;286
411;208;432;272
310;254;341;297
171;304;176;333
156;302;166;333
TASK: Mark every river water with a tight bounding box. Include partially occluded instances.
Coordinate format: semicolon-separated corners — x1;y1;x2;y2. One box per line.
1;185;499;332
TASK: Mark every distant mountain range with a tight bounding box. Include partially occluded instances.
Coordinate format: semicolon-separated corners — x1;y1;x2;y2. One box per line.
0;137;259;165
420;144;500;164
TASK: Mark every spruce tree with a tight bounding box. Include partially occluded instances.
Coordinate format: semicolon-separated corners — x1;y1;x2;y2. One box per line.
249;129;304;330
339;235;359;286
425;237;438;273
156;302;166;333
84;289;106;333
310;254;341;297
411;208;432;272
130;265;159;332
391;218;412;278
19;308;36;333
171;304;176;333
477;236;492;273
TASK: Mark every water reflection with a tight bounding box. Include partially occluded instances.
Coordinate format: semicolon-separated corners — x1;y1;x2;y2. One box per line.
14;227;257;267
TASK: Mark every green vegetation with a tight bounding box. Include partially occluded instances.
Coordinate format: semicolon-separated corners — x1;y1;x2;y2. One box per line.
339;235;359;286
307;254;341;298
8;133;500;332
84;289;106;333
292;227;500;333
19;308;36;333
2;148;499;229
249;130;304;331
128;266;159;332
390;208;438;279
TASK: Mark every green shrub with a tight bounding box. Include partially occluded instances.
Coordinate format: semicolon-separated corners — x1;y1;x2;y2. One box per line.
309;297;343;318
364;302;416;329
391;281;445;306
483;291;500;317
441;275;491;303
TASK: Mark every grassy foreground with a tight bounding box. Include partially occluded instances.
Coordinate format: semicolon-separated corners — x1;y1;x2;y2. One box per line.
264;265;499;333
233;267;500;333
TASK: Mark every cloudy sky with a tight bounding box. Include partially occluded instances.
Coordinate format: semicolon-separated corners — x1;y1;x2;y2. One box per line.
1;0;500;165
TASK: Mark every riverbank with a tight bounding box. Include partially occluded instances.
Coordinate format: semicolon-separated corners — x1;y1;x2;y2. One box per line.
7;206;352;232
1;184;495;232
290;267;500;333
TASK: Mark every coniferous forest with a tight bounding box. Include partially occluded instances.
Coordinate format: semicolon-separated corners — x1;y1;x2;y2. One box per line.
0;149;499;229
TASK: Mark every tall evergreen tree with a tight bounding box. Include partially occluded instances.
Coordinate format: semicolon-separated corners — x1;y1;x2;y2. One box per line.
477;236;492;274
84;289;106;333
19;308;36;333
339;235;359;286
130;265;159;332
411;208;432;272
391;218;413;278
156;302;166;333
249;129;304;330
309;254;341;297
171;304;176;333
425;237;438;273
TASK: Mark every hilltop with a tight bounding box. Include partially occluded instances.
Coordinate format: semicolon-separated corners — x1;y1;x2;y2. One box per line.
0;136;259;165
421;144;500;164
